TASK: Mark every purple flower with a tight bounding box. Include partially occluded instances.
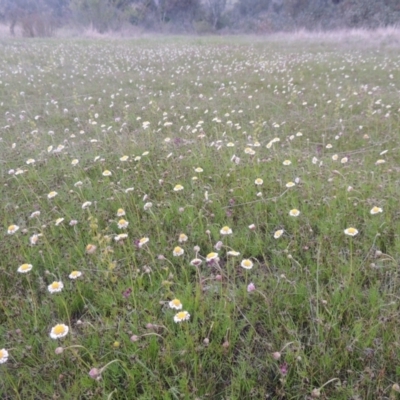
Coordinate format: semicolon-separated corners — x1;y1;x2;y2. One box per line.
247;282;256;292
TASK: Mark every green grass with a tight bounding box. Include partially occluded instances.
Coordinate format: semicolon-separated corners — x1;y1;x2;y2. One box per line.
1;33;400;399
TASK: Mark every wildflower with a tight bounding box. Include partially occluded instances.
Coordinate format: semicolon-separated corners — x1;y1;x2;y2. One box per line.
326;144;332;149
194;167;203;173
7;224;19;234
26;158;35;165
206;252;219;262
370;206;383;215
214;241;223;250
173;246;184;256
71;159;79;166
332;154;338;161
178;233;188;243
169;299;183;310
114;233;128;242
125;187;134;193
119;155;129;161
144;202;153;210
227;250;240;256
18;263;33;273
274;229;284;239
173;184;184;191
344;227;358;236
247;282;256;292
190;258;202;266
0;349;9;364
29;211;41;218
174;311;190;323
244;147;255;155
248;224;256;230
227;142;235;147
69;220;78;226
283;160;292;166
220;226;232;235
117;219;129;229
375;159;385;165
286;182;295;188
254;178;263;186
48;281;64;293
69;271;82;279
50;324;69;339
341;157;348;164
86;244;97;254
289;209;300;217
241;259;253;270
82;201;92;209
88;367;101;380
102;170;112;177
47;191;58;199
116;208;125;217
55;218;64;226
74;181;83;187
138;237;149;248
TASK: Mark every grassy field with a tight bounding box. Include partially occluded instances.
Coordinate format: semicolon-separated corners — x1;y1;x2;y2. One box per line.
1;31;400;399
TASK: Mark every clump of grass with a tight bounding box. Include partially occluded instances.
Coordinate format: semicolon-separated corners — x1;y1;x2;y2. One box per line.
1;34;400;399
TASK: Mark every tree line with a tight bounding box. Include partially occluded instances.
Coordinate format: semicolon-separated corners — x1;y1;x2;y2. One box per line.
1;0;400;36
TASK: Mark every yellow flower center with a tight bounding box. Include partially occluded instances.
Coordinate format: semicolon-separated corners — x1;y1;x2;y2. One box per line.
53;325;66;335
176;312;186;320
243;260;252;267
171;299;181;306
51;282;60;289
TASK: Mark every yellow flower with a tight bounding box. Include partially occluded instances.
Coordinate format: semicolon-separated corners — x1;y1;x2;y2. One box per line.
86;244;97;254
18;263;33;273
254;178;263;186
244;147;255;155
117;208;125;217
55;218;64;226
69;271;82;279
173;246;184;256
344;227;358;236
206;252;219;262
178;233;188;243
120;155;129;162
286;182;295;188
50;324;69;339
138;237;149;248
71;159;79;166
0;348;9;364
241;259;253;270
282;160;292;166
48;281;64;293
220;226;232;235
47;191;58;199
169;299;183;310
117;219;129;229
194;167;203;173
370;206;383;215
173;184;184;191
102;170;112;176
174;311;190;323
7;224;19;234
289;209;300;217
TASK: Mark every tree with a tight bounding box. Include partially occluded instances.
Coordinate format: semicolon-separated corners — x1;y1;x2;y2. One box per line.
205;0;226;29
